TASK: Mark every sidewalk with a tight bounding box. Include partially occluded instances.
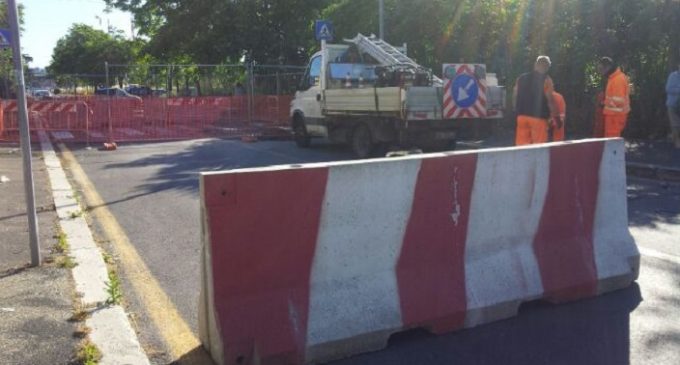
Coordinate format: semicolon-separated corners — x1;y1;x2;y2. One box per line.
0;146;79;365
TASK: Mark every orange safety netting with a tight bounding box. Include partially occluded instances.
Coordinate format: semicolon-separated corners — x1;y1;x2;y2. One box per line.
0;95;293;143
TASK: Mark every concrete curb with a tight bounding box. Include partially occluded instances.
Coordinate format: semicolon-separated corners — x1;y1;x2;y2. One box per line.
626;162;680;183
38;131;150;365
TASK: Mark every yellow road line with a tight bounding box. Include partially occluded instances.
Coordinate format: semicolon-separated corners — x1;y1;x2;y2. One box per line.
58;144;208;363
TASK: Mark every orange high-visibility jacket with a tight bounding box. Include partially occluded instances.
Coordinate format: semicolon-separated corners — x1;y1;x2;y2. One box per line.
552;92;566;120
603;68;630;115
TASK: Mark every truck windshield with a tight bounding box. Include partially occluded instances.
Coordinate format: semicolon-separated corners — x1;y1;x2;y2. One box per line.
309;56;321;78
308;56;321;86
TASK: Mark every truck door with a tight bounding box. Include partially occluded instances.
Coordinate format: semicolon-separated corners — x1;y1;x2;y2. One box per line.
297;55;325;135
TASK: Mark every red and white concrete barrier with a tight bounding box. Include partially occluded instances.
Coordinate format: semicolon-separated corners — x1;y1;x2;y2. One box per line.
198;138;639;365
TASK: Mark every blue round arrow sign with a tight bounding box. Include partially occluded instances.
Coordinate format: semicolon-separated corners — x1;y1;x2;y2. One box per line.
451;74;479;108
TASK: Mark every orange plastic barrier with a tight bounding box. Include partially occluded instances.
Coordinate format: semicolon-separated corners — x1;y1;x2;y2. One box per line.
0;95;292;143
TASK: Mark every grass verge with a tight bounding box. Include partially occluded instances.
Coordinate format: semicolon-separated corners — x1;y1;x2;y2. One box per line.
105;270;123;305
75;340;102;365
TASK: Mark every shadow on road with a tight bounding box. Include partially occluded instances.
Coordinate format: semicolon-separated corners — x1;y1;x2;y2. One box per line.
627;178;680;228
330;284;642;365
170;345;215;365
627;140;680;167
100;139;352;197
634;256;680;362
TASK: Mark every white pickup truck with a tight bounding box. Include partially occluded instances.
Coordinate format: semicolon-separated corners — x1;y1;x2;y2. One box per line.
290;34;506;157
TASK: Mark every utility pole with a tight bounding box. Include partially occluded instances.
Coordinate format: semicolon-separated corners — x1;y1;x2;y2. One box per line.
130;15;136;40
379;0;385;40
105;61;113;142
7;0;41;266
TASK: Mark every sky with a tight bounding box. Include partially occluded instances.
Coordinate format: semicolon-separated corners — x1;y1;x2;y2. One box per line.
20;0;133;68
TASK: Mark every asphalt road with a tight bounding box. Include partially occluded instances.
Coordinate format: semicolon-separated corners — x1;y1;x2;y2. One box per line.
64;138;680;365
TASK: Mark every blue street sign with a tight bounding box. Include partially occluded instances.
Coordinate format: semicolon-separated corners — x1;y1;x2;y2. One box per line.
315;20;334;42
451;73;479;108
0;29;12;48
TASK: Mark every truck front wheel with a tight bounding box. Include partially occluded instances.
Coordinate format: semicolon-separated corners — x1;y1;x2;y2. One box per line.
351;123;373;159
293;116;311;148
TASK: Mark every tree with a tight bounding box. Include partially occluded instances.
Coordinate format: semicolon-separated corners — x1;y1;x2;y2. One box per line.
104;0;680;138
48;24;138;88
106;0;329;65
0;0;30;98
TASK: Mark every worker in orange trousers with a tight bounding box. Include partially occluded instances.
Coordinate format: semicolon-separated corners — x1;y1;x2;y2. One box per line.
551;91;566;141
598;57;631;138
514;56;559;145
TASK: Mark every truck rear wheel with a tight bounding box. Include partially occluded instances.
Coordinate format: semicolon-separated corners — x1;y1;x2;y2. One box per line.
293;116;311;148
351;123;373;159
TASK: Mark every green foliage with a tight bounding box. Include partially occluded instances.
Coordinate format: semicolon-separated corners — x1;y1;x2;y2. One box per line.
102;252;114;265
58;255;78;269
105;270;123;305
0;0;25;29
106;0;330;65
54;230;77;269
76;340;102;365
48;24;137;85
323;0;680;138
0;1;29;98
54;231;69;254
94;0;680;137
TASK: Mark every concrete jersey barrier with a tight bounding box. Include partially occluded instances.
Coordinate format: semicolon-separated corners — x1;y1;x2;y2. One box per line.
198;138;639;365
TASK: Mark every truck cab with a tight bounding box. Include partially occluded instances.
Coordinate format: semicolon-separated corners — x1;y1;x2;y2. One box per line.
292;50;324;145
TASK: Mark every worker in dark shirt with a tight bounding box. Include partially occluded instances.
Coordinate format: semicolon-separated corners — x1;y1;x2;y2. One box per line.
513;56;559;145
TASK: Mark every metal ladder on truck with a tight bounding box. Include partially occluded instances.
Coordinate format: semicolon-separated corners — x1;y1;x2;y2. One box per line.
347;33;443;85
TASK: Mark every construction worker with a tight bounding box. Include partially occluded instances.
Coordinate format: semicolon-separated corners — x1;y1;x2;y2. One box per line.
598;57;630;138
666;60;680;148
513;56;559;145
551;90;566;141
